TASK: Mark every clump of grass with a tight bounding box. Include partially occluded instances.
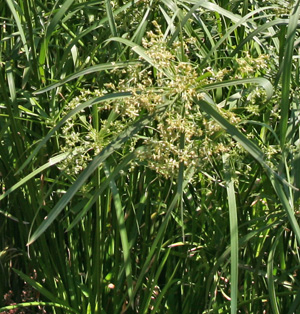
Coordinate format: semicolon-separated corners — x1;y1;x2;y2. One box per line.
1;0;300;313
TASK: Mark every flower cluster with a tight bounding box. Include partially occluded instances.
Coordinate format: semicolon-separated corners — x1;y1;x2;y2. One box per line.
58;89;117;175
59;22;273;179
232;52;270;79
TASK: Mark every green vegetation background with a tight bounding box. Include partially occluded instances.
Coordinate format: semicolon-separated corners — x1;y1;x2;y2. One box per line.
1;0;300;313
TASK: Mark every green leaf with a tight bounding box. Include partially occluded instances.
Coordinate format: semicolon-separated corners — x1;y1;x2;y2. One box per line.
103;163;134;306
39;0;75;81
223;154;238;314
0;153;69;201
201;77;273;102
12;268;77;311
279;1;300;147
267;232;283;314
0;302;79;314
33;62;138;94
5;0;30;60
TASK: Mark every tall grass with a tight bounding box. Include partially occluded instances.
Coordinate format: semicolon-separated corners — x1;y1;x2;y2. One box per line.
1;0;300;313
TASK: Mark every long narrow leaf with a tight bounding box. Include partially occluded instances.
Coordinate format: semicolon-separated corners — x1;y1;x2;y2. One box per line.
5;0;30;59
267;232;282;314
33;62;138;94
103;163;134;306
46;0;75;39
201;77;273;101
223;154;238;314
0;302;79;314
279;1;300;147
38;0;74;81
13;268;72;308
0;153;69;201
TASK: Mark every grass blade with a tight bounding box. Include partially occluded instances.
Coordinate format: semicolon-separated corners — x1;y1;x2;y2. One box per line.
103;163;134;306
201;77;273;102
5;0;30;60
279;1;300;147
267;232;282;314
0;302;79;314
0;153;69;201
223;154;238;314
12;268;73;309
39;0;75;81
33;62;138;94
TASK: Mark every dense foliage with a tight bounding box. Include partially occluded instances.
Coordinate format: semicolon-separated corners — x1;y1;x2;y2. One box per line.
1;0;300;313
